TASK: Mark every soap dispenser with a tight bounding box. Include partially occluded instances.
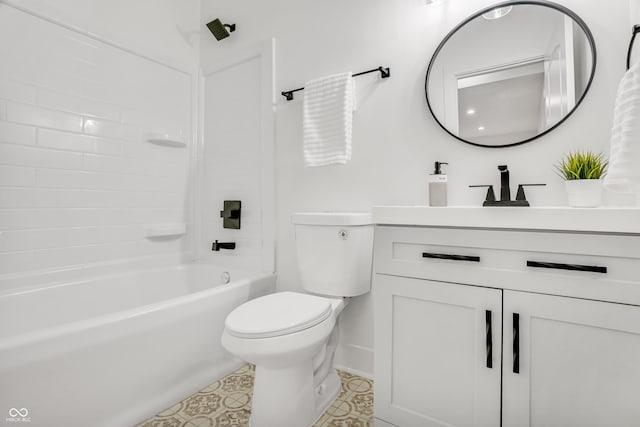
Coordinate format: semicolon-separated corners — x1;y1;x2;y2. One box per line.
429;161;448;207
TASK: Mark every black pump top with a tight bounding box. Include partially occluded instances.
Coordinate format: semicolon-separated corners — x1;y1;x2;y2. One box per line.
433;161;448;175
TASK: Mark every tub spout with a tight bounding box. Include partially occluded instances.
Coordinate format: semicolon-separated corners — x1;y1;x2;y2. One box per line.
212;240;236;251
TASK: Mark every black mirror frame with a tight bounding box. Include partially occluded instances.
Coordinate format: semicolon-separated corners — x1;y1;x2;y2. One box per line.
425;0;597;149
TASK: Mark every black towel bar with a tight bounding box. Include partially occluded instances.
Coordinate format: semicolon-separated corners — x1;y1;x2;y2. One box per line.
627;25;640;70
281;66;390;101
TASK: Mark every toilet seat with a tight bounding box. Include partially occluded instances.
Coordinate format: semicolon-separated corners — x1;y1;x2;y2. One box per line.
225;292;332;339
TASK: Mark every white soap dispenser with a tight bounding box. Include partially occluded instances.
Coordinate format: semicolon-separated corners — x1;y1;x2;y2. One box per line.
428;161;448;207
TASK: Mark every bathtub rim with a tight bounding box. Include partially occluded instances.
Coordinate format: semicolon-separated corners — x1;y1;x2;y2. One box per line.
0;259;266;297
0;254;197;297
0;267;276;352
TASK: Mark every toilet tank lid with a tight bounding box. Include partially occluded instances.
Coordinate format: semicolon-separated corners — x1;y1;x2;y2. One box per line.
291;212;373;226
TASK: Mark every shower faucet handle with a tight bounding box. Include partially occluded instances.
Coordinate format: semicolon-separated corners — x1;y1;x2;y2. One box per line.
220;208;240;219
220;200;241;229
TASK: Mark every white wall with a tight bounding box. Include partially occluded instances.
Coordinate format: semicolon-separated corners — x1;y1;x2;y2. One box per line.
0;1;199;287
633;0;640;27
201;0;631;376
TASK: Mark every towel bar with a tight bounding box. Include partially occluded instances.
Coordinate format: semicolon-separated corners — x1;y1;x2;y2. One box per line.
281;66;390;101
627;25;640;70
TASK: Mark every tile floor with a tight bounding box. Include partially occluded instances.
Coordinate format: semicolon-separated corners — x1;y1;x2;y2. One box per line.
137;364;373;427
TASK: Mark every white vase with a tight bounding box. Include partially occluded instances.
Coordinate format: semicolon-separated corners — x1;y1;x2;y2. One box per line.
565;179;603;208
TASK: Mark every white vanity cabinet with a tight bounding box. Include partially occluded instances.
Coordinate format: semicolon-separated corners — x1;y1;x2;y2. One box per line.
502;290;640;427
373;223;640;427
375;274;502;426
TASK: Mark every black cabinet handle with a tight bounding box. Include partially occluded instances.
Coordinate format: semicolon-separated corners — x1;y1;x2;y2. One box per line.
485;310;493;369
526;260;607;274
422;252;480;262
513;313;520;374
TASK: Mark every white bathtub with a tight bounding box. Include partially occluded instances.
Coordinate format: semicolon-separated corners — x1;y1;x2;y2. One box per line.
0;263;275;427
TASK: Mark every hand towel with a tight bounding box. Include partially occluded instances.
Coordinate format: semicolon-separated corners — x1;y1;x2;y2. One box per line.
302;72;356;167
604;61;640;193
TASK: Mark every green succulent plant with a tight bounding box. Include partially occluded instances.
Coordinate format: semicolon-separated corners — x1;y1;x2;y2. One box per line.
555;150;608;180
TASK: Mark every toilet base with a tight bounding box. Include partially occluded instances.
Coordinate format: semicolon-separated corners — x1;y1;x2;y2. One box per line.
249;365;341;427
311;370;341;423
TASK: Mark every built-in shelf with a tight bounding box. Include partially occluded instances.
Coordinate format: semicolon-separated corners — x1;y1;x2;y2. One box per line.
143;223;187;238
145;132;187;148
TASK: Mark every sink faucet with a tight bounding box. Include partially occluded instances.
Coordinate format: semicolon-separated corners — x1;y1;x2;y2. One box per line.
469;164;546;207
212;240;236;251
498;165;510;201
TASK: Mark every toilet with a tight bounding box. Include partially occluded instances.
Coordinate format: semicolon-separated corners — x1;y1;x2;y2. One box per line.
221;212;374;427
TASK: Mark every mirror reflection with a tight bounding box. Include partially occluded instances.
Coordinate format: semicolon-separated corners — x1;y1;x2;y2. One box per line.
426;2;596;147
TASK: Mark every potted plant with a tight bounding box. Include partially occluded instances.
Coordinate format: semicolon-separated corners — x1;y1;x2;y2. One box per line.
555;150;608;207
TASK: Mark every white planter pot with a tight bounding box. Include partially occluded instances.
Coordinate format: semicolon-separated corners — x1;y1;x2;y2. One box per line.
565;179;603;208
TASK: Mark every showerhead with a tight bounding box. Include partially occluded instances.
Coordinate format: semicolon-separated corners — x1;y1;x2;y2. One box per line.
206;18;236;41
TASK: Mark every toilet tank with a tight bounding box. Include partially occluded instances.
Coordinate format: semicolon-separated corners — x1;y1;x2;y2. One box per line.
292;212;374;297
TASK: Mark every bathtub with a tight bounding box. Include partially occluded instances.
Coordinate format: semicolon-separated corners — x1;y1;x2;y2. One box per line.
0;263;275;427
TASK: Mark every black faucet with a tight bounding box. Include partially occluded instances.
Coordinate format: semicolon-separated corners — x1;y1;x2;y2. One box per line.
212;240;236;251
469;165;546;207
498;165;510;202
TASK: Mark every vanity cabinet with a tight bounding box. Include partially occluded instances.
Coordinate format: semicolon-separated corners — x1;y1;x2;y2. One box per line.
373;225;640;427
375;275;502;426
502;291;640;427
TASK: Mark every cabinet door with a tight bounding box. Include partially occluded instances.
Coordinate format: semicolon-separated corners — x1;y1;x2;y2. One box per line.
374;274;502;427
503;291;640;427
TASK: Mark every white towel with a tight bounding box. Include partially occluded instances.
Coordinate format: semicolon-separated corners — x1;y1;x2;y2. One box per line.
604;61;640;193
302;72;356;167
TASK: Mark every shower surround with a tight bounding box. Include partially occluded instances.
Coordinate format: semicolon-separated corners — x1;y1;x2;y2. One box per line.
0;3;275;426
0;4;193;278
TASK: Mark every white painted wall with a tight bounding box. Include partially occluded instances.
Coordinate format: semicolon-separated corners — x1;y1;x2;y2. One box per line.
0;1;199;287
633;0;640;26
201;0;631;376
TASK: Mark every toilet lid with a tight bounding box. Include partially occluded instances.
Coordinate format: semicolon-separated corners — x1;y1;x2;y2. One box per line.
225;292;333;339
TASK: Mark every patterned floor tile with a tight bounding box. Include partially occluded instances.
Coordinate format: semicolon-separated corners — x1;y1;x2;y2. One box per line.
137;417;188;427
138;365;373;427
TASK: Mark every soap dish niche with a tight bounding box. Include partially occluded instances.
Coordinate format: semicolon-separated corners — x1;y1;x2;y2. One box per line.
144;223;187;239
145;132;187;148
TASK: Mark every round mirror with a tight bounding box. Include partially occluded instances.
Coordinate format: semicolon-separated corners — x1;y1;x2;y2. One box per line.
425;1;596;148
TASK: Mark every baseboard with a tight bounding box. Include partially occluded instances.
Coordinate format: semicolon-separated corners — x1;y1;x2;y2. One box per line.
334;364;373;380
334;343;373;379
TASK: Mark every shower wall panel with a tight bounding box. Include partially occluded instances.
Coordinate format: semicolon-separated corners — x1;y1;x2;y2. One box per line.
0;5;193;279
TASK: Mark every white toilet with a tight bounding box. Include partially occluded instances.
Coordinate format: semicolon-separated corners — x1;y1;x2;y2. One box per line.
221;212;374;427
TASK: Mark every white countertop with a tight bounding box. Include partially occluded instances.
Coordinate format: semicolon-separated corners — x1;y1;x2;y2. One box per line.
372;206;640;234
